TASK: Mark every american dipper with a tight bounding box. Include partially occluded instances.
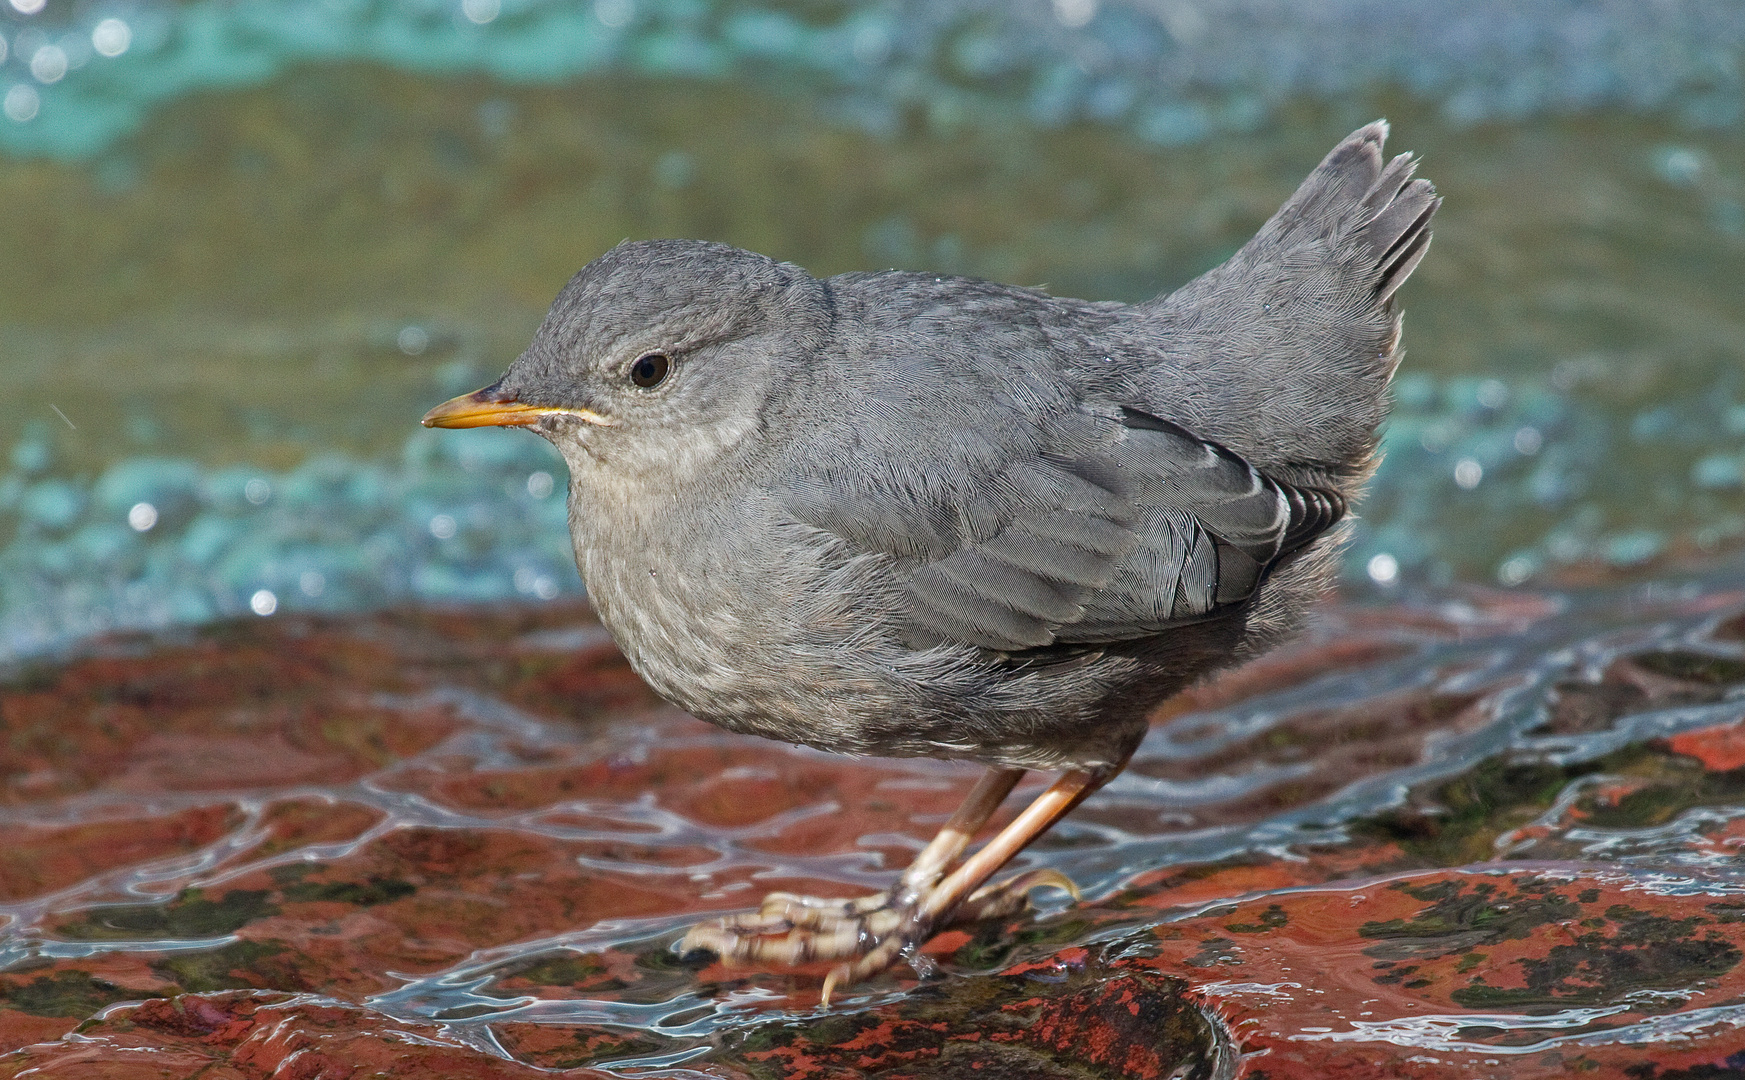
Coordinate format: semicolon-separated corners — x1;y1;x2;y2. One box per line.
424;121;1437;1002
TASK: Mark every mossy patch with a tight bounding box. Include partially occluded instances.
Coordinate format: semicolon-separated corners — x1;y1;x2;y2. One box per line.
1;970;141;1018
150;939;288;993
54;888;278;940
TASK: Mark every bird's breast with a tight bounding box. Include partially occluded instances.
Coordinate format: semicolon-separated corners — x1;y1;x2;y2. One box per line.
564;482;830;737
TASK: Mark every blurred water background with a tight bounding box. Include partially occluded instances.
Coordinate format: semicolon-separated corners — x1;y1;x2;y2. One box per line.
1;0;1743;659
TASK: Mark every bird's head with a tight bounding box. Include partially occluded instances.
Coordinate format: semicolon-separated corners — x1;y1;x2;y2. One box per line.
423;239;828;487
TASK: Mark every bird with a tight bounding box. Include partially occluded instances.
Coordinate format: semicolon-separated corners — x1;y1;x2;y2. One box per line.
423;121;1438;1004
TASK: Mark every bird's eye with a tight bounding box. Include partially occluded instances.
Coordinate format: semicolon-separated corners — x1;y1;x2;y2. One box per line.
630;353;670;389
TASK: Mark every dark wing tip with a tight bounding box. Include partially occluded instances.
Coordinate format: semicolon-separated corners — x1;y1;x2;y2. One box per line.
1277;485;1347;559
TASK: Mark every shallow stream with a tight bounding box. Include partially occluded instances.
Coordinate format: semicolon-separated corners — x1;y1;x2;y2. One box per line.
2;2;1745;1076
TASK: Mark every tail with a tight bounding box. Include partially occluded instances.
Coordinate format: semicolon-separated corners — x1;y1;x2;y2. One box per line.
1137;120;1440;479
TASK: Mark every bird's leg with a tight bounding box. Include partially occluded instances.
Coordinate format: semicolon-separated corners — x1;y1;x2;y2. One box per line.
679;763;1116;1006
679;766;1022;968
819;766;1110;1004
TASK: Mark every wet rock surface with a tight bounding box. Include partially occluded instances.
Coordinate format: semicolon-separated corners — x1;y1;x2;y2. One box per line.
6;577;1745;1077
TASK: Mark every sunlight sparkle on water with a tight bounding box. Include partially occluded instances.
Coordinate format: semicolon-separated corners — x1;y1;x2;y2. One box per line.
30;45;67;84
91;19;130;59
593;0;634;29
4;84;40;123
127;502;157;532
250;589;277;616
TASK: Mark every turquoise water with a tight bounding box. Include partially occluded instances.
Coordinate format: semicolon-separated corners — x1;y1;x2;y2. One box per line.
1;1;1743;657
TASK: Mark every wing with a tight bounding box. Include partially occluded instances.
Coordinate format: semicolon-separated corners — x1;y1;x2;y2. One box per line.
782;405;1343;653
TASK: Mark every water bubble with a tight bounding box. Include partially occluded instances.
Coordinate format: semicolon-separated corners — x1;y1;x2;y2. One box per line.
460;0;499;24
526;471;554;499
30;44;67;83
4;84;40;123
1604;531;1664;567
1513;426;1543;455
429;513;457;539
1366;552;1399;586
1453;458;1484;489
593;0;634;29
127;502;158;532
8;0;44;14
397;325;429;355
244;478;272;505
299;570;325;597
1053;0;1098;28
250;589;278;616
91;18;130;58
1654;146;1708;187
1497;555;1536;586
1692;455;1743;490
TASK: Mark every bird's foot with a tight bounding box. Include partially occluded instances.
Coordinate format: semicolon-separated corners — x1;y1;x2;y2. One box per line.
679;868;1078;1005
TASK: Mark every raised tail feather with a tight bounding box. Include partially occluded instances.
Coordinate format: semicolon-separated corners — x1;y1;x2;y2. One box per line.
1137;120;1441;478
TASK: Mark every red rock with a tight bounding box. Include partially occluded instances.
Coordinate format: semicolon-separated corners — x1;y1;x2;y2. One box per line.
1669;719;1745;772
6;597;1745;1077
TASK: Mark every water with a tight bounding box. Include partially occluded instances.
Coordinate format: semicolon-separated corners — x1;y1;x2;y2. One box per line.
5;583;1745;1075
1;1;1744;1073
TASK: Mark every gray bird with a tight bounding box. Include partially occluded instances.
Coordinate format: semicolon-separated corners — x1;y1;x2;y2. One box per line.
424;121;1438;1002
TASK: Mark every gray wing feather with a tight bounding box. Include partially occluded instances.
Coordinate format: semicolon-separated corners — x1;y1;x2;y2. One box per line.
789;406;1343;653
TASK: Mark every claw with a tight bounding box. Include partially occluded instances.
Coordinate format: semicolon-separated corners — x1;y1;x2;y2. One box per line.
964;867;1081;914
679;767;1112;1007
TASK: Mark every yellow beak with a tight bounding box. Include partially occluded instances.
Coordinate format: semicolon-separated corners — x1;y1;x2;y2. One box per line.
421;387;615;429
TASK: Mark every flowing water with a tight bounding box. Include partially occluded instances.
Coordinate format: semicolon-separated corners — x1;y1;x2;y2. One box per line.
2;1;1745;1076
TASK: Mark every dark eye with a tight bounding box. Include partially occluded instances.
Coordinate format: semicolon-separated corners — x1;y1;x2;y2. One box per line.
630;352;670;389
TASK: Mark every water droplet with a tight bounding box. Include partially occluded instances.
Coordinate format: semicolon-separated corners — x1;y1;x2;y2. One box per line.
127;501;157;532
250;589;278;616
91;18;130;58
1366;552;1399;586
460;0;499;23
4;84;40;123
1497;555;1536;587
526;470;554;499
1453;459;1483;490
244;478;272;505
429;514;457;540
593;0;634;29
30;44;67;83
